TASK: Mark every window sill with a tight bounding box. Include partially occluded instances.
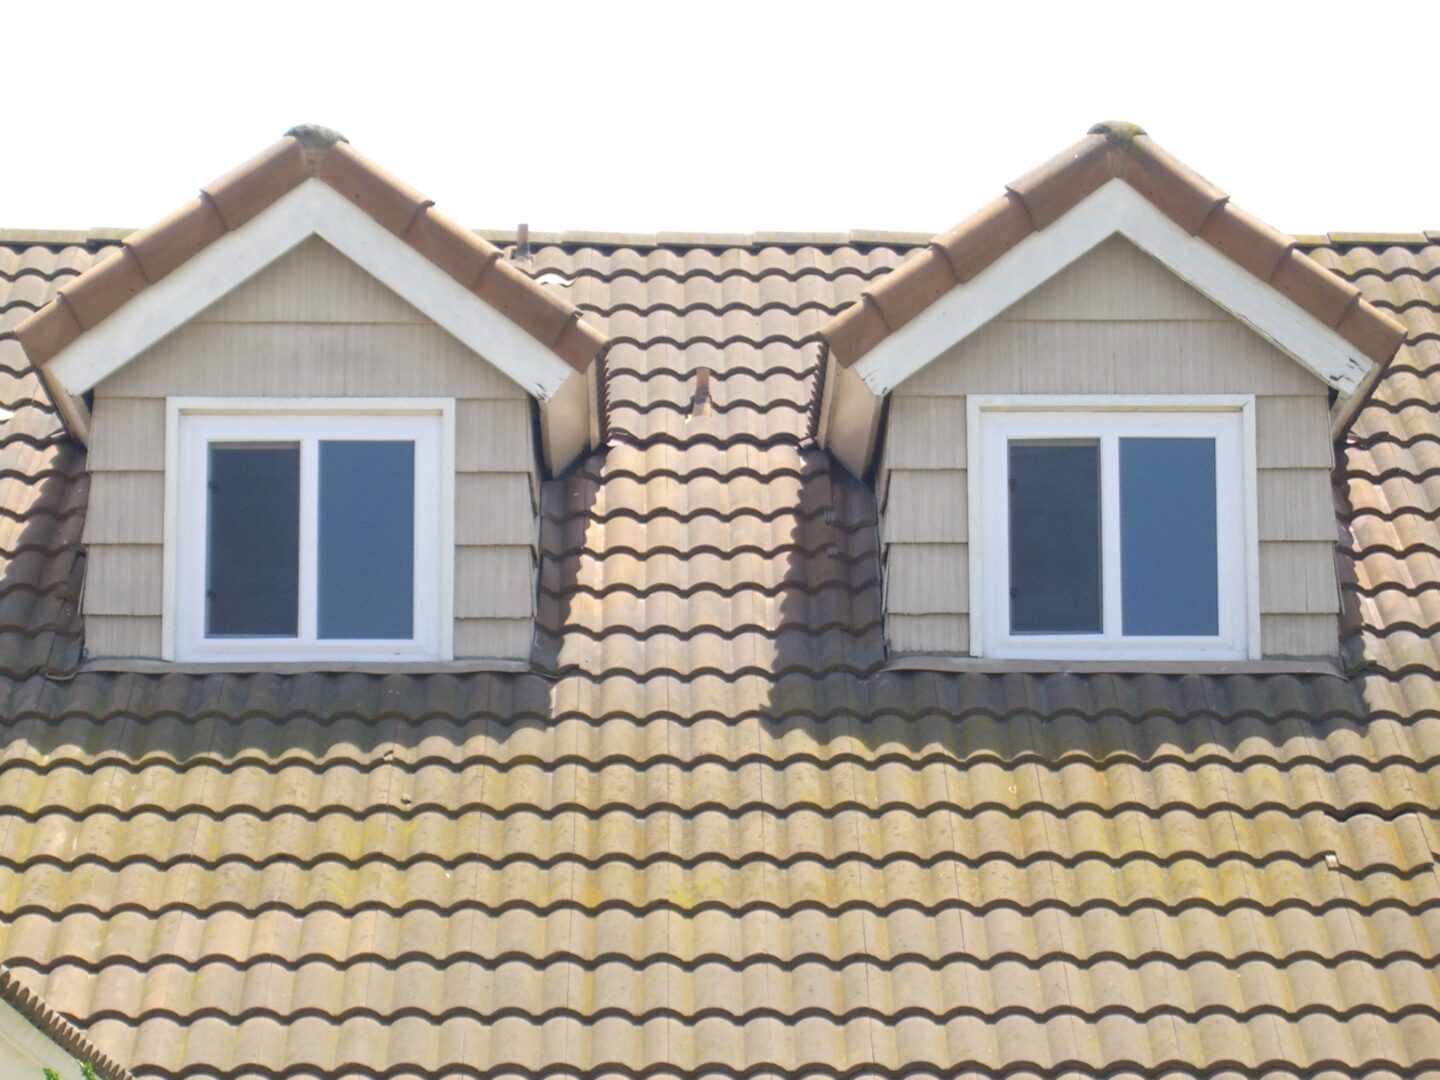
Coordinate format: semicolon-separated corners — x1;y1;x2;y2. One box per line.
884;654;1344;677
79;657;536;676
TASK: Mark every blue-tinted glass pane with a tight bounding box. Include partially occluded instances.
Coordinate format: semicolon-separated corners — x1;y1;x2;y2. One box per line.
207;445;300;636
1120;437;1218;636
318;440;414;639
1008;441;1102;633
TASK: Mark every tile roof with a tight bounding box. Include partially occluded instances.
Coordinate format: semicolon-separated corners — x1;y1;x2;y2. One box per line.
10;127;608;382
0;216;1438;1079
818;123;1409;385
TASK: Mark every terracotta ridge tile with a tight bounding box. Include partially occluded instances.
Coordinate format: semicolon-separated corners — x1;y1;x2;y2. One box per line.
1005;133;1111;230
56;247;147;330
9;125;607;381
406;208;503;289
199;136;309;230
318;141;435;237
819;120;1408;374
123;196;227;282
12;294;82;367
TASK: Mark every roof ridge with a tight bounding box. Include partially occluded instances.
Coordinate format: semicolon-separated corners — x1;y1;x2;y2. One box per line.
816;122;1409;380
9;127;608;379
4;227;1439;252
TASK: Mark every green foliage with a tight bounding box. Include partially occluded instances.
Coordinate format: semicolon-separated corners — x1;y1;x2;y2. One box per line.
41;1064;98;1080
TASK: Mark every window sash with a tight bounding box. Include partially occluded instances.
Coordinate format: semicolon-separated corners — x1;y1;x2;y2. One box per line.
169;401;453;662
971;398;1254;661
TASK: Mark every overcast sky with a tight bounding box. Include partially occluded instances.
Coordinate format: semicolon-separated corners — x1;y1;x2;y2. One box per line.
3;0;1436;237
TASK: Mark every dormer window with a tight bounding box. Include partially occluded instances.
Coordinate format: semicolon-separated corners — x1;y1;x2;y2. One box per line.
167;398;455;662
969;396;1256;661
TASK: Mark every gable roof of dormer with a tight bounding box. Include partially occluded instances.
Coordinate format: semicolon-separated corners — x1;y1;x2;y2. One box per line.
817;122;1407;420
11;125;608;454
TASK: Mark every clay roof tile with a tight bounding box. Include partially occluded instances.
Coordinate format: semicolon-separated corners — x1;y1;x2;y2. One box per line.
553;313;609;371
405;207;502;288
475;255;581;352
11;126;607;383
318;141;434;237
56;247;147;329
1270;247;1363;326
1198;201;1294;279
1005;132;1111;229
823;294;891;367
934;192;1033;284
819;121;1406;380
1120;133;1228;234
123;196;227;282
1336;293;1408;358
12;293;83;367
199;136;308;229
863;245;957;330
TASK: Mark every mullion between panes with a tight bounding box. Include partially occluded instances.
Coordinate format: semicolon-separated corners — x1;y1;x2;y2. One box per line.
297;435;320;644
1099;433;1123;641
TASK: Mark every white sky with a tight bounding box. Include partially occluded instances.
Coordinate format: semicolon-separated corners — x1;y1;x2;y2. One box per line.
3;0;1436;237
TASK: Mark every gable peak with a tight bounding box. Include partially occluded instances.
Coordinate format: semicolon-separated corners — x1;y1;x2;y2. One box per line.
819;120;1406;384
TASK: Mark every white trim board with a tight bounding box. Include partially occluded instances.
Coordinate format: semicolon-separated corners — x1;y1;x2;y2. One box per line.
45;179;578;403
853;179;1373;399
0;996;91;1080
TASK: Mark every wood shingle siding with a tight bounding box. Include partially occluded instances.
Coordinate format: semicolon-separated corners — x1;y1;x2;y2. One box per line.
880;236;1340;658
82;238;538;660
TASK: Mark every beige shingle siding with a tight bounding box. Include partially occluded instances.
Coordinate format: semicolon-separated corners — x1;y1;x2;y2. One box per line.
81;238;539;660
881;236;1339;658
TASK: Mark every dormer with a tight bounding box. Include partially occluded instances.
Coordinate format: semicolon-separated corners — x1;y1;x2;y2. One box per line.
13;126;607;665
815;123;1407;665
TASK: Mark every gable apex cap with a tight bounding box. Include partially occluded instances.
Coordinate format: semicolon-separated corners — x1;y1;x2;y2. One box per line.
285;123;349;173
1088;119;1146;142
285;123;348;150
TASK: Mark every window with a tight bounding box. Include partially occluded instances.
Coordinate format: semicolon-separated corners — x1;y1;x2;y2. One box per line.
969;396;1258;661
167;399;454;662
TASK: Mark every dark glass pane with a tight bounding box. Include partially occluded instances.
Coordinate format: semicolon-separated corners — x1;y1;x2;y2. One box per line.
1008;441;1102;633
1120;437;1218;636
207;445;300;637
318;440;414;639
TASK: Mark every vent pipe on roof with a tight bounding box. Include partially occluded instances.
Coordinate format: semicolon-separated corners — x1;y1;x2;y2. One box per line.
514;223;531;261
688;367;712;420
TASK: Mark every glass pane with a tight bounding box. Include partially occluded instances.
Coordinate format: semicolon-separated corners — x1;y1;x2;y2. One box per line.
1120;437;1218;636
207;445;300;637
318;440;415;639
1008;441;1102;633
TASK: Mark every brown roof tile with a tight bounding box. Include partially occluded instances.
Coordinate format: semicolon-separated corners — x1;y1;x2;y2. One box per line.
11;126;608;379
1198;199;1295;279
54;248;145;330
122;197;227;282
198;136;308;230
317;139;433;236
820;122;1409;387
933;192;1033;283
1005;131;1114;229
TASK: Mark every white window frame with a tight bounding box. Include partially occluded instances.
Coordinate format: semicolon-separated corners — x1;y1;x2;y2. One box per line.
164;397;456;663
967;394;1260;662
